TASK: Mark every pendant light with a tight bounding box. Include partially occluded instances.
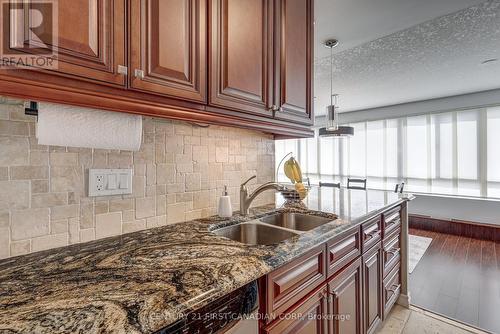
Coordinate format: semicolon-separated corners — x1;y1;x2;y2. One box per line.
319;39;354;138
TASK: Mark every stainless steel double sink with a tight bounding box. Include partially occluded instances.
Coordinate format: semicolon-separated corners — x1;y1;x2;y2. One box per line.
212;212;335;245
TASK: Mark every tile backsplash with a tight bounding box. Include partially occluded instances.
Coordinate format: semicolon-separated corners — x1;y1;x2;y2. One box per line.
0;97;275;259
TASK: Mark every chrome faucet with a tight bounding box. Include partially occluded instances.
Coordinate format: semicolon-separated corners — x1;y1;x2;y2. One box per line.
240;176;285;216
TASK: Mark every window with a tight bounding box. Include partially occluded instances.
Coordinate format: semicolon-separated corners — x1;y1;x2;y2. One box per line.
275;106;500;199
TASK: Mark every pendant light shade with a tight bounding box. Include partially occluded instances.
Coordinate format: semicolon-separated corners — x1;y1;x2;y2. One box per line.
319;39;354;138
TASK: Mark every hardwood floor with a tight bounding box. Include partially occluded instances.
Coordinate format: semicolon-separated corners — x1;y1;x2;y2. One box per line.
409;228;500;334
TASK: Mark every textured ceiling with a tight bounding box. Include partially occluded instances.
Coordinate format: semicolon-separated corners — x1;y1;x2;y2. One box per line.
314;0;500;114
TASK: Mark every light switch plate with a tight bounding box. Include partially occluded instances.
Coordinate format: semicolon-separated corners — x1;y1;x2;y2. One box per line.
88;169;133;197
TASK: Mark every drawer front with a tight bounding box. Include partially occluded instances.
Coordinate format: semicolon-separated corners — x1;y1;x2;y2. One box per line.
266;245;327;319
383;206;401;238
382;228;401;277
383;263;401;319
361;216;382;252
327;227;361;277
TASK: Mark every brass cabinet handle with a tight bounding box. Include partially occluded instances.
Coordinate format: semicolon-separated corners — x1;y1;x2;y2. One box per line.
134;69;145;79
117;65;128;75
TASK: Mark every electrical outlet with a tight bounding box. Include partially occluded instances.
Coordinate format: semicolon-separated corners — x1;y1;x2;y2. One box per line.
88;169;133;197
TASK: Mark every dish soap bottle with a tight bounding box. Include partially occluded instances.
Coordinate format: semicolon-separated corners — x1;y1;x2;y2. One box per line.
218;185;233;218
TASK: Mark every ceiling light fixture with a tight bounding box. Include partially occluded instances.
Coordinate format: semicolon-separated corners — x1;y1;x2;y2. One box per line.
319;39;354;138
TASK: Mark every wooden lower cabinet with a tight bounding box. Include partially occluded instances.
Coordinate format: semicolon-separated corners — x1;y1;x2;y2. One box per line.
260;204;405;334
264;288;328;334
327;258;363;334
362;244;383;334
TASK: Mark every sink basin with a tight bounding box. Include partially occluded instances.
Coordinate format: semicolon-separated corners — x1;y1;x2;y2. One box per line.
213;223;299;245
259;213;333;231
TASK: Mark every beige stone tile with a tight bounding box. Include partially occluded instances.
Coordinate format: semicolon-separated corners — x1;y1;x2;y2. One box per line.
0;211;8;229
167;203;186;224
123;220;146;234
108;152;133;167
0;228;9;259
193;190;211;209
215;146;229;163
0;120;29;136
49;152;78;166
30;151;49;165
0;167;7;181
391;305;411;322
32;233;68;252
11;208;50;240
192;146;209;162
0;137;29;166
132;175;146;198
68;218;79;244
10;240;30;257
94;200;109;215
95;212;122;239
9;106;34;121
31;180;49;194
174;123;192;135
80;228;95;242
156;195;166;216
109;198;134;212
136;197;156;219
156;164;175;184
402;311;473;334
80;202;94;229
51;205;79;221
51;219;68;234
185;210;203;221
185;173;201;191
176;163;193;173
0;180;30;210
31;193;66;208
50;166;83;192
146;164;156;185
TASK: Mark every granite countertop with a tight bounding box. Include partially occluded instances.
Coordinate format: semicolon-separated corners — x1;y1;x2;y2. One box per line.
0;187;411;333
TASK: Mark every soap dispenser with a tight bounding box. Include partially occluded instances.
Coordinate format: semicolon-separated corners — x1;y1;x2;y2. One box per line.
218;186;233;218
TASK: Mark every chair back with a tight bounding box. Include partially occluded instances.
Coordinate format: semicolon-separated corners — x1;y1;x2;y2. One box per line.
319;181;341;188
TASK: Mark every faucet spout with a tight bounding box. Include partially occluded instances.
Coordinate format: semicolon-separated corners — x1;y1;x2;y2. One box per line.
240;178;285;216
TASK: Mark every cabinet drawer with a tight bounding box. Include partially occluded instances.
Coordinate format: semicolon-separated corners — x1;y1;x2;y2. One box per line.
382;228;401;277
361;216;382;252
383;206;401;238
327;227;361;277
383;263;401;319
264;245;327;320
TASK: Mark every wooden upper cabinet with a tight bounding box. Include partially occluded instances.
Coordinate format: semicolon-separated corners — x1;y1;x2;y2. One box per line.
274;0;314;125
129;0;207;102
7;0;126;85
209;0;273;117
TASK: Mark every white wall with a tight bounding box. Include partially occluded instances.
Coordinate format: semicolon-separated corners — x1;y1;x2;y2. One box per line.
409;194;500;226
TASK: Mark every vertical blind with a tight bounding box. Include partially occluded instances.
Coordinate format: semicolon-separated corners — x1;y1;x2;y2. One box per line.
275;106;500;199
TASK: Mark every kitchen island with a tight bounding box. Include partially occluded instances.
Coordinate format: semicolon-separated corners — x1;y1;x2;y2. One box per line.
0;188;412;333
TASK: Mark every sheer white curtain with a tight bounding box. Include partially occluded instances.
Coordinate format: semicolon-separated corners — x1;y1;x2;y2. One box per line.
275;106;500;199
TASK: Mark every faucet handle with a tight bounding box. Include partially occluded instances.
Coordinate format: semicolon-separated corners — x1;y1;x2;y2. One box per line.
241;175;257;187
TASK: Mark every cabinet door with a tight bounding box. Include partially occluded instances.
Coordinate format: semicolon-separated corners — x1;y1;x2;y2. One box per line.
273;0;314;124
265;289;328;334
209;0;273;117
130;0;207;102
362;244;383;334
328;258;363;334
7;0;126;85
